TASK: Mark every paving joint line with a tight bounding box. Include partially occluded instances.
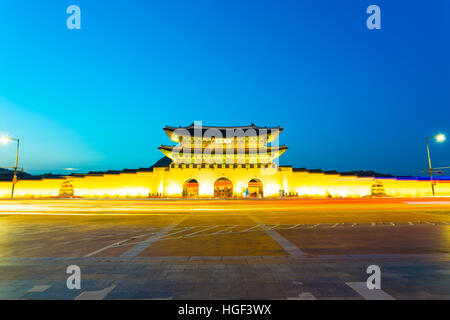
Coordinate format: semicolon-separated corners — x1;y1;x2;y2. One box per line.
119;216;189;260
248;215;307;258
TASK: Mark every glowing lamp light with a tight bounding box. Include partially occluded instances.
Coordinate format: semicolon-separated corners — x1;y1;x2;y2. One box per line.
436;134;446;143
0;136;10;145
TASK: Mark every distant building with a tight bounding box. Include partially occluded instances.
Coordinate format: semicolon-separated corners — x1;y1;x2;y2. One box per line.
1;124;449;198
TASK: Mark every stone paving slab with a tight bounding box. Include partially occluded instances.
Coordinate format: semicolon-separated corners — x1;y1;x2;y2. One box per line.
0;257;448;300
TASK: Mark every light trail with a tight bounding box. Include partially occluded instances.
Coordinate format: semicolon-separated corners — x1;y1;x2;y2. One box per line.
1;198;450;217
403;201;450;205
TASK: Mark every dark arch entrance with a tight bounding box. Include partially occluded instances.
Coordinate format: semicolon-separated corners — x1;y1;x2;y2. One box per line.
183;179;199;198
248;178;263;198
214;177;233;198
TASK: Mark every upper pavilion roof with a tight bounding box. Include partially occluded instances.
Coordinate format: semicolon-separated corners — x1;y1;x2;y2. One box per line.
164;123;282;135
163;123;283;143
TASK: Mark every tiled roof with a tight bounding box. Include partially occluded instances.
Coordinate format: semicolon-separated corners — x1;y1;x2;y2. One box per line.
164;123;282;135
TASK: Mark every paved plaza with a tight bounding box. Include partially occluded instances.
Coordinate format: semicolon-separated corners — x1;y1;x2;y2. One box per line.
0;198;449;300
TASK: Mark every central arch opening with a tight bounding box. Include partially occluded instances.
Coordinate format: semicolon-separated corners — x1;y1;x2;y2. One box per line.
248;178;263;198
183;179;199;198
214;177;233;198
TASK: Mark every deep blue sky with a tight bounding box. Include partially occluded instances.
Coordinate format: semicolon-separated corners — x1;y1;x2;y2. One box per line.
0;0;449;175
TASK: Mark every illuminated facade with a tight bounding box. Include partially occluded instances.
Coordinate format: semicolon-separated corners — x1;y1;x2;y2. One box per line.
0;124;450;199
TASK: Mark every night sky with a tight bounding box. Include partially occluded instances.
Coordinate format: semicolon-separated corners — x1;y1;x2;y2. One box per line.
0;0;449;175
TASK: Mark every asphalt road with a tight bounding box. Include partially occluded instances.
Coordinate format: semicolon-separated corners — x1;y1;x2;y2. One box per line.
0;198;449;300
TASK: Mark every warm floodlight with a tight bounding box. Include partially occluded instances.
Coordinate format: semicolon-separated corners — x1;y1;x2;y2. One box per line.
0;136;10;145
436;134;446;143
0;135;20;198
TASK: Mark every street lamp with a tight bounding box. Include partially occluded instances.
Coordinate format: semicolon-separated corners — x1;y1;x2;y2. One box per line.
426;134;446;197
436;134;446;143
0;135;20;199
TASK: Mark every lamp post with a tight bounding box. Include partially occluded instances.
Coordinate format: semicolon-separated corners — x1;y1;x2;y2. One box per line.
425;134;446;197
0;136;20;199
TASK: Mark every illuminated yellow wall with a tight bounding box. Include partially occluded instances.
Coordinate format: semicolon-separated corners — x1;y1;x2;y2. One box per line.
0;165;449;198
0;178;63;198
287;170;373;198
381;178;450;197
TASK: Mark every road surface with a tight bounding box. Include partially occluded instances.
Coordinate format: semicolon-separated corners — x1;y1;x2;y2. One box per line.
0;198;449;299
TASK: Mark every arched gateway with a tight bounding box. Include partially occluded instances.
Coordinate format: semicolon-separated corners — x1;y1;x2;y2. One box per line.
214;177;233;198
183;179;199;198
248;178;263;198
